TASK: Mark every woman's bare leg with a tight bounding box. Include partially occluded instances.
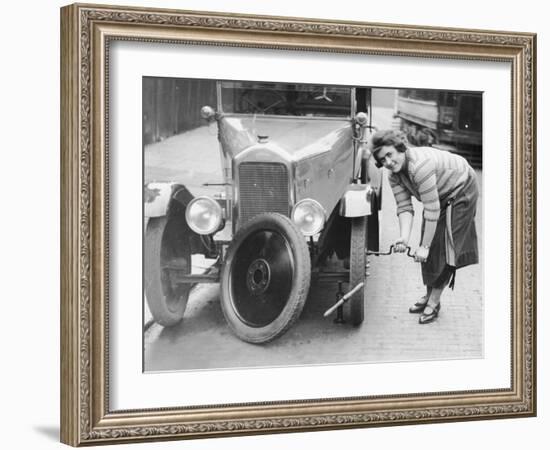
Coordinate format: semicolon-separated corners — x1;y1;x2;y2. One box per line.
418;287;444;323
420;286;433;304
425;286;443;311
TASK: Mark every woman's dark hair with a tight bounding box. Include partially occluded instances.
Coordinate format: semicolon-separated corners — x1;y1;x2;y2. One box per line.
369;129;408;168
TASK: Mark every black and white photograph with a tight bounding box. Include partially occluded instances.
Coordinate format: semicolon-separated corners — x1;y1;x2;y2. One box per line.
2;0;545;447
142;78;483;372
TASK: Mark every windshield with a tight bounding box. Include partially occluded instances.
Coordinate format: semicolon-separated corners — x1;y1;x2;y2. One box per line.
220;81;352;117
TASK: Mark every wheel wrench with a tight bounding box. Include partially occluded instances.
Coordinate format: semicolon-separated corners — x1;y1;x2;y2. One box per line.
323;245;415;318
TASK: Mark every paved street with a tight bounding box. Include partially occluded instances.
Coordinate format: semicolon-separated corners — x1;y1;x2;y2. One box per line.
144;107;483;372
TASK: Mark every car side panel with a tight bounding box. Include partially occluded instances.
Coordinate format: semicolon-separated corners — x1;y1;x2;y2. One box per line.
294;127;354;216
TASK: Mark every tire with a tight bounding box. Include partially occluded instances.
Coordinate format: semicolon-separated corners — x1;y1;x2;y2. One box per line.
220;213;311;344
348;216;368;326
144;215;192;327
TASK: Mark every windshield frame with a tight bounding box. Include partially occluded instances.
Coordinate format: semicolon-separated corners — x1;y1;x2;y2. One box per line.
216;81;356;120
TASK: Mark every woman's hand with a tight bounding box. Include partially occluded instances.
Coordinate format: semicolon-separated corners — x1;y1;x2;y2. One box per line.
414;246;429;263
393;237;408;253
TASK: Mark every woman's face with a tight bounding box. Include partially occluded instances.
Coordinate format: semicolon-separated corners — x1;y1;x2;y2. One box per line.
376;145;406;173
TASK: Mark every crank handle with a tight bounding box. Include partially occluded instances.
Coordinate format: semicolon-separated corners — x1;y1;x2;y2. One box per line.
323;282;365;318
367;245;414;258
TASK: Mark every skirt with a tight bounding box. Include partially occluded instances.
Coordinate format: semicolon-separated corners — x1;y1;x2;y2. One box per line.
421;167;479;287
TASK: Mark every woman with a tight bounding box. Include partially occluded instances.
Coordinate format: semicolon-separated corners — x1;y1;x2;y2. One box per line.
369;130;479;324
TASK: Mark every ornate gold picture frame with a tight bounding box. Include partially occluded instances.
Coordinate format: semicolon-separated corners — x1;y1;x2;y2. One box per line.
60;3;536;446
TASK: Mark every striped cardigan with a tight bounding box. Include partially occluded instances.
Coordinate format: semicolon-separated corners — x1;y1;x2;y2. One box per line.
388;147;472;223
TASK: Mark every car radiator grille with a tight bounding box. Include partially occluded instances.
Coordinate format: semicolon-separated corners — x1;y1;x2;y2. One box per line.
238;162;290;226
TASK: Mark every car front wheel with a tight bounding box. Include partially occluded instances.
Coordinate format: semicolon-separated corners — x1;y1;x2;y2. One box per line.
348;216;368;326
144;215;192;327
220;213;311;344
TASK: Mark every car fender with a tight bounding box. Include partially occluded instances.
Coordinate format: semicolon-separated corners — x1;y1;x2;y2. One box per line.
144;182;195;218
339;183;374;217
144;182;208;255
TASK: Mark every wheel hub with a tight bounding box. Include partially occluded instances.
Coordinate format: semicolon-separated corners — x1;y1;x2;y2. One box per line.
229;229;295;327
246;259;271;294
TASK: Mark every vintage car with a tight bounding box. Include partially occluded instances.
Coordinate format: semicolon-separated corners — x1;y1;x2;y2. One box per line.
144;81;382;344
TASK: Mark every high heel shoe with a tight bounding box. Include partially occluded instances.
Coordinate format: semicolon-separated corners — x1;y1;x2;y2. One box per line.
409;296;429;314
419;303;441;324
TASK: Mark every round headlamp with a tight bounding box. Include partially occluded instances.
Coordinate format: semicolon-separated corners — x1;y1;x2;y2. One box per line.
291;199;326;236
355;112;368;126
185;196;223;235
